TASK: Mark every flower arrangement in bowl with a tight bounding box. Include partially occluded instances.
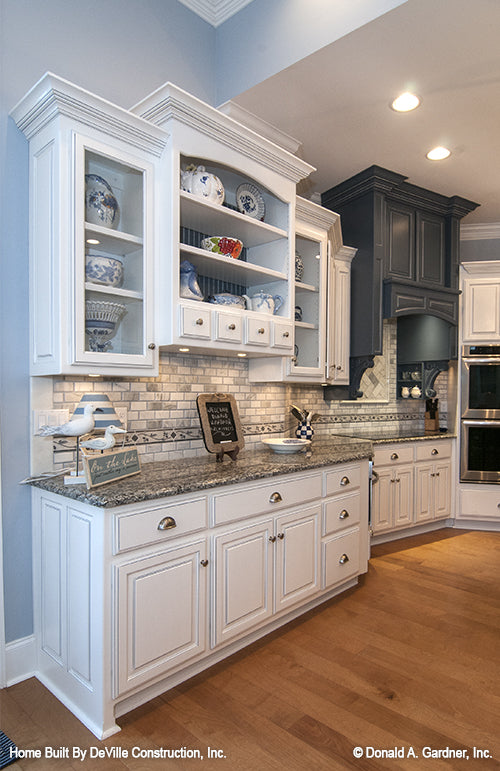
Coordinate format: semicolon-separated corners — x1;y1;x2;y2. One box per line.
85;300;127;352
201;236;243;259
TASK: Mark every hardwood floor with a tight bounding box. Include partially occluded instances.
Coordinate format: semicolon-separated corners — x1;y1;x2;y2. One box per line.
2;528;500;769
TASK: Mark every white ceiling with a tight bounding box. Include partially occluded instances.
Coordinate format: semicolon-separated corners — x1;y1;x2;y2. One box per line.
222;0;500;225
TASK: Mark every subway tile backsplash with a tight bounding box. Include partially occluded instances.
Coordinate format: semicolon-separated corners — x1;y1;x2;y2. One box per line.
50;320;448;468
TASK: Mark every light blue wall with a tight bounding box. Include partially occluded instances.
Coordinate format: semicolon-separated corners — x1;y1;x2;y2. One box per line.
0;0;214;643
215;0;408;104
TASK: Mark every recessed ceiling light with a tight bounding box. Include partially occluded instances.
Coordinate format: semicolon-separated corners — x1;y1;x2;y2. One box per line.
426;146;451;161
391;92;421;112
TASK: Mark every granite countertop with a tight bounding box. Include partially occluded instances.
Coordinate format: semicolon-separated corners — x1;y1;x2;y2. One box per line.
30;436;373;508
368;430;456;445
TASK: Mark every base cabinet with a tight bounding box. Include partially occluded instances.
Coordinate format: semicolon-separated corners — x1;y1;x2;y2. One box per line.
31;459;369;739
371;440;453;538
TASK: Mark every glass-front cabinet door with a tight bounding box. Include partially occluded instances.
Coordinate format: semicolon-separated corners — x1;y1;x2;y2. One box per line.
74;137;155;372
11;73;168;376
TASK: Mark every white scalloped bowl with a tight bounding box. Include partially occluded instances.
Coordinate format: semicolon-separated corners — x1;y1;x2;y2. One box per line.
261;438;311;454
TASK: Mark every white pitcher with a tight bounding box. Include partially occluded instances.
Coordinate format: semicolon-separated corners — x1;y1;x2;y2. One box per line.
243;291;284;315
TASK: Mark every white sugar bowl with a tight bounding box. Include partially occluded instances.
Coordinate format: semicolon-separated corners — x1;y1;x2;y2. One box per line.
180;165;224;205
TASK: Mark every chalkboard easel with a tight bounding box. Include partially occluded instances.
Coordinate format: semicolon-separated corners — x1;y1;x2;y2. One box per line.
196;393;244;462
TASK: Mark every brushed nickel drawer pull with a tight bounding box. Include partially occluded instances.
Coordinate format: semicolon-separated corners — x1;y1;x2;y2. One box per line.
283;331;290;338
269;492;283;503
148;342;156;350
157;516;176;531
340;476;350;486
431;448;439;455
228;323;236;330
391;452;399;460
200;559;209;567
339;509;349;519
339;553;349;565
195;318;204;325
258;327;265;334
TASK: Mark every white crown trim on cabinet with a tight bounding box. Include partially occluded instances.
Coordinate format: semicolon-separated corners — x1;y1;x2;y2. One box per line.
461;222;500;241
177;0;255;26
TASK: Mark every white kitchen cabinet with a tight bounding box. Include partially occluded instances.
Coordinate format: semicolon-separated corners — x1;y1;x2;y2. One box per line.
462;262;500;343
372;440;453;539
212;504;320;647
132;83;313;358
30;458;369;739
248;197;355;383
11;73;168;376
115;538;208;696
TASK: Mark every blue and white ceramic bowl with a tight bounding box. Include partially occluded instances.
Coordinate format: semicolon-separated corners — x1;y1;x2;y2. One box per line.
85;253;124;288
208;293;246;308
85;174;119;229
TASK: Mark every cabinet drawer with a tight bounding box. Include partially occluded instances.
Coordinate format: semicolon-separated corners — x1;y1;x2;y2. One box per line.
322;528;360;589
214;310;242;343
415;440;452;462
114;497;208;553
245;317;270;346
323;492;360;535
459;488;500;520
272;320;294;350
212;472;322;526
179;304;211;339
374;445;413;466
324;464;361;496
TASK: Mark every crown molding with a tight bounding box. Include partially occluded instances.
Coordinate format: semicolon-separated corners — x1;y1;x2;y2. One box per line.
460;222;500;241
10;72;169;157
177;0;255;26
133;82;315;184
217;100;302;155
461;260;500;275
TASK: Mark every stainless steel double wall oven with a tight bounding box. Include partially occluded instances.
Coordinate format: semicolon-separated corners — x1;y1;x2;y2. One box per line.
461;345;500;482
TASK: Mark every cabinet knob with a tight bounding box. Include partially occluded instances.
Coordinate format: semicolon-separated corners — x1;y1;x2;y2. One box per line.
431;448;439;455
339;509;349;520
269;535;277;543
200;559;209;567
269;491;283;503
148;342;156;350
283;331;290;338
277;532;285;540
157;516;176;531
391;452;399;460
228;323;236;330
195;318;204;325
340;476;350;486
339;553;349;565
336;365;342;370
257;327;265;334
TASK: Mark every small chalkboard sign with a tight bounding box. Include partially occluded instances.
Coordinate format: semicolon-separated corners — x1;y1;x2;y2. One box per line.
81;447;141;489
196;393;244;461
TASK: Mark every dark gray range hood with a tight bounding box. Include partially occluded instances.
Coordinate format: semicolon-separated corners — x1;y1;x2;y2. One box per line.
321;165;479;400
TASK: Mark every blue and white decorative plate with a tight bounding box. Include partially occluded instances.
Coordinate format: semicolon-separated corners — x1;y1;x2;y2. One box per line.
236;183;265;220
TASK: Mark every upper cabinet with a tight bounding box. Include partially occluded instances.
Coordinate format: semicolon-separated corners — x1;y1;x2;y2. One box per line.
11;73;169;377
131;83;314;358
461;261;500;343
12;76;314;375
248;196;355;384
321;165;479;398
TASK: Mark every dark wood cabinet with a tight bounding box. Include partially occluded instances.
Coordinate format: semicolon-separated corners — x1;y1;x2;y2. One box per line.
321;166;478;399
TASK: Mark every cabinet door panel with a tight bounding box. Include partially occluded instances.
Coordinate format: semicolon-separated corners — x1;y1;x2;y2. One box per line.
386;204;415;280
115;540;207;696
371;468;393;533
322;527;360;589
213;521;273;647
415;463;433;522
434;461;451;519
394;466;414;527
275;506;320;612
417;212;445;285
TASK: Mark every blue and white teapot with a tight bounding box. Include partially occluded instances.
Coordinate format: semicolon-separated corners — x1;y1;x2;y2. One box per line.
180;165;224;205
243;291;284;315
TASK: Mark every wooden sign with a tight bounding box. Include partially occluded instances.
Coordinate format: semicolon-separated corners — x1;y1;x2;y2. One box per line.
81;447;141;489
196;393;244;461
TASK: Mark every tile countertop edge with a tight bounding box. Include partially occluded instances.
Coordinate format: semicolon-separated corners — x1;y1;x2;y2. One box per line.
29;437;373;508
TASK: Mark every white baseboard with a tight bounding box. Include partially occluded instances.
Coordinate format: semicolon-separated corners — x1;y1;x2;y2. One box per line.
4;634;36;686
